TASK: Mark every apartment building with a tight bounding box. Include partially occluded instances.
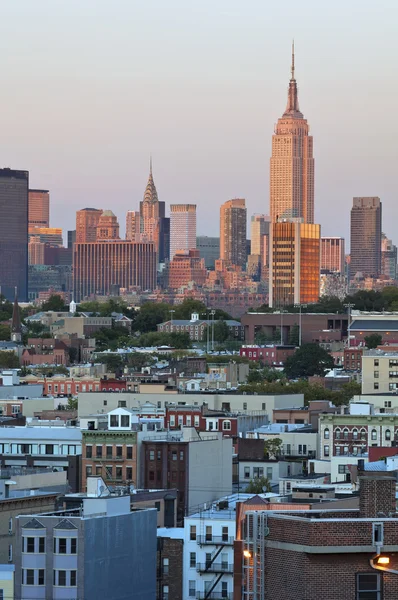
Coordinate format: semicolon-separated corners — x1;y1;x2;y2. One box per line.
362;349;398;394
14;477;157;600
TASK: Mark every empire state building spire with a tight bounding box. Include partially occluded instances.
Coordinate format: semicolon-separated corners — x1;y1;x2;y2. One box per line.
283;41;303;118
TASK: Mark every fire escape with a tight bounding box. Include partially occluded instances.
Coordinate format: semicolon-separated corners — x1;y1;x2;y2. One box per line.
196;524;234;600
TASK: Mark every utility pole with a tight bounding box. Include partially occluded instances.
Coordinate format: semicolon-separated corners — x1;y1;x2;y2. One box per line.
344;303;355;348
294;303;307;347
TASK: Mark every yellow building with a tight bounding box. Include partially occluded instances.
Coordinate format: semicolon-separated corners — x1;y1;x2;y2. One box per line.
269;219;320;307
0;564;14;599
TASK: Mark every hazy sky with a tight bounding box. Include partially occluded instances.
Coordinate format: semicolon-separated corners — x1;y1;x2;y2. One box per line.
1;1;397;246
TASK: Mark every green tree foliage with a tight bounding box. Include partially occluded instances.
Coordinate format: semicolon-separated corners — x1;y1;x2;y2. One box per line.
134;331;191;349
288;324;299;346
126;352;155;370
67;347;78;363
245;476;272;494
264;438;283;459
78;299;136;319
66;397;78;410
95;326;132;351
213;321;230;342
0;296;13;322
24;321;52;338
133;303;171;333
0;351;19;368
41;295;66;312
284;343;334;379
97;353;124;372
0;324;10;341
364;333;383;349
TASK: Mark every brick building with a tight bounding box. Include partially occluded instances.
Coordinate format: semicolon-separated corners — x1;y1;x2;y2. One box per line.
156;535;183;600
165;249;206;290
344;346;364;371
157;314;244;342
234;469;398;600
240;344;296;366
165;405;238;437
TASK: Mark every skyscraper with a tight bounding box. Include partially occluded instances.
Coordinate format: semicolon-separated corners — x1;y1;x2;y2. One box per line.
96;210;120;240
321;237;345;273
196;236;220;269
220;199;247;268
126;211;140;241
76;208;103;243
250;214;270;257
0;168;29;301
381;234;397;280
350;197;382;279
140;160;166;253
269;220;320;307
28;189;49;227
270;44;314;224
170;204;197;259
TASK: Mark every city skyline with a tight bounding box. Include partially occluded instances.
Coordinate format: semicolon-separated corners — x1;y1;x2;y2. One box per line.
0;1;396;248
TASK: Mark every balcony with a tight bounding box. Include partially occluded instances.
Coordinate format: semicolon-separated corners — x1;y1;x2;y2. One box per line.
197;563;233;574
196;593;232;600
197;535;234;546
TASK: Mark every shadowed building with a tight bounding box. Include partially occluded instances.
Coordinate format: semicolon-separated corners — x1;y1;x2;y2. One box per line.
350;197;382;279
0;168;29;301
76;208;103;243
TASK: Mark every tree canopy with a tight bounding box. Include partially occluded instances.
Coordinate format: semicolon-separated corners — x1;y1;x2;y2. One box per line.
41;294;67;312
245;476;272;494
364;333;383;349
284;343;334;379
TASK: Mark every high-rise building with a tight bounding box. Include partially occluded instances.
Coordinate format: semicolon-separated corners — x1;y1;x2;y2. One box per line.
67;230;76;249
196;236;220;269
126;210;140;241
76;208;103;243
140;160;167;258
269;220;320;307
220;199;247;268
170;204;197;259
250;214;270;256
0;168;29;301
28;189;49;227
381;233;397;280
350;197;382;279
321;237;345;273
28;227;63;246
270;44;314;224
73;241;157;301
165;249;207;290
96;210;120;240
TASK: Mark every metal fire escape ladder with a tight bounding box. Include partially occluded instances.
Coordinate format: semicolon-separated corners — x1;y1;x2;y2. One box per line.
204;545;224;570
204;573;223;599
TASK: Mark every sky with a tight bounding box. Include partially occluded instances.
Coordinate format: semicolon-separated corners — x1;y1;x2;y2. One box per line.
0;0;397;246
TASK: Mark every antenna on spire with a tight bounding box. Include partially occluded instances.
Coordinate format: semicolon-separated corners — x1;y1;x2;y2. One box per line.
291;39;295;80
149;154;153;176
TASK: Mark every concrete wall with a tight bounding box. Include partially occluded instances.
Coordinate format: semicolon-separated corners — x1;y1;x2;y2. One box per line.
22;397;58;417
84;508;157;600
187;434;232;513
238;460;302;486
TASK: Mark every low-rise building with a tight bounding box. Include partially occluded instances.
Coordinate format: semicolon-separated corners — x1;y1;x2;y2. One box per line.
240;344;296;366
14;477;157;600
273;400;336;431
157;313;244;342
362;348;398;394
246;424;318;460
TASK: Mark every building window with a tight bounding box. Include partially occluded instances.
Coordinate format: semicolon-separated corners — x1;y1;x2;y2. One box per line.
23;537;35;553
205;525;212;541
86;465;92;477
374;359;379;367
338;465;349;474
190;525;196;540
374;383;379;390
352;429;358;440
324;445;330;457
180;450;184;461
243;403;247;410
149;450;155;461
116;446;123;458
371;429;377;441
121;415;129;427
244;467;250;479
96;446;103;458
172;451;177;461
70;571;77;587
86;445;92;458
55;570;67;586
25;569;35;585
58;538;67;554
335;429;341;439
126;466;133;480
266;467;273;480
189;580;196;597
223;420;231;431
324;428;329;439
163;585;169;600
127;446;133;459
194;416;200;427
149;470;155;481
163;558;169;575
71;538;77;554
222;526;229;542
190;552;196;568
374;371;379;378
386;429;391;441
170;415;175;427
110;415;118;427
356;573;381;599
116;467;123;479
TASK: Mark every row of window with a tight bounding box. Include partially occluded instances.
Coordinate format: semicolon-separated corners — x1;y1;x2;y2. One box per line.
86;465;133;480
0;444;78;455
189;524;229;541
324;428;396;441
244;466;274;480
86;445;134;459
22;569;77;587
324;445;367;457
148;449;184;461
23;536;77;555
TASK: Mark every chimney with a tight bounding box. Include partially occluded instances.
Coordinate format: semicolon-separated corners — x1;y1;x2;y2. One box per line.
359;471;396;518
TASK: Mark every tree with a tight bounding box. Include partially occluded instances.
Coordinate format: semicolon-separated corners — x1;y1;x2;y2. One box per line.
284;343;334;379
245;476;272;494
364;333;383;349
126;352;154;370
97;354;124;373
0;351;19;368
133;303;171;333
288;324;299;346
41;294;66;312
213;321;229;343
68;347;78;363
0;324;10;341
264;438;283;459
66;397;78;410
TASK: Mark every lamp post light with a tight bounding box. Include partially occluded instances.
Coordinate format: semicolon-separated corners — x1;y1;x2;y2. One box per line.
344;303;355;348
294;303;307;347
210;310;216;351
169;309;175;334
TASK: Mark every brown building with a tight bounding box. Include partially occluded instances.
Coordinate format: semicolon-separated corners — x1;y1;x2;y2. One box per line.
344;346;364;371
273;400;336;431
165;249;206;290
350;197;382;279
241;311;348;345
126;210;140;241
269;220;320;307
220;199;247;268
270;44;314;224
76;207;103;243
157;536;183;600
96;210;120;240
321;236;345;273
234;469;398;600
73;240;157;301
28;189;49;228
170;204;197;260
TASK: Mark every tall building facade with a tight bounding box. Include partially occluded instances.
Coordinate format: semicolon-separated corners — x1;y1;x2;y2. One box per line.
320;237;345;273
0;168;29;301
126;210;140;241
270;45;314;224
170;204;197;259
250;214;270;257
96;210;120;240
220;199;247;268
76;208;103;243
196;236;220;269
381;233;397;280
350;197;382;279
73;241;157;301
28;189;49;227
269;220;320;307
165;249;207;290
140;161;168;261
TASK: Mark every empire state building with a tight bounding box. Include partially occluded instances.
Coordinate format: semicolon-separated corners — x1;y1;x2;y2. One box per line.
270;45;314;224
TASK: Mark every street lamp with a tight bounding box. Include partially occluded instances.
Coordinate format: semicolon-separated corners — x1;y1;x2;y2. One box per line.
169;309;175;334
344;303;355;348
294;304;307;347
210;310;216;351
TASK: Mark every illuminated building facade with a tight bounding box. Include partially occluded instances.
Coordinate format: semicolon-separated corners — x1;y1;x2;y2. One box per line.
170;204;197;260
96;210;120;240
126;211;140;241
350;197;382;279
76;208;103;243
220;199;247;268
165;249;206;290
73;241;157;301
269;220;320;307
28;189;49;227
320;237;345;274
